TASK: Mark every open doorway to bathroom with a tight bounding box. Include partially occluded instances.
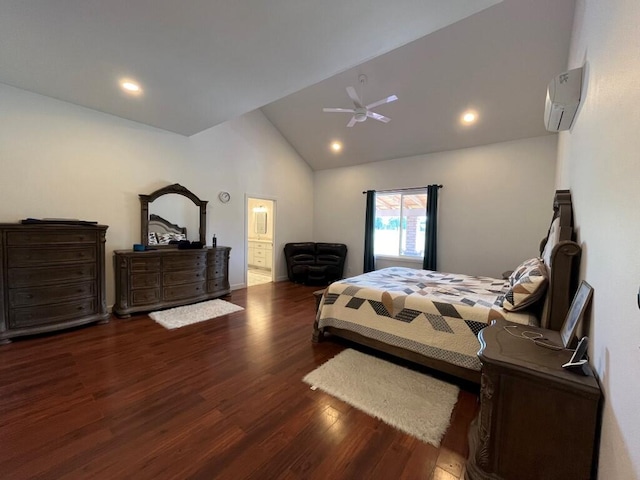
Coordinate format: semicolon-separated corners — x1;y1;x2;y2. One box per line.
246;197;275;287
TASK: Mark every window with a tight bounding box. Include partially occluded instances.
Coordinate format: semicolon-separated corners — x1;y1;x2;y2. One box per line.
373;190;427;258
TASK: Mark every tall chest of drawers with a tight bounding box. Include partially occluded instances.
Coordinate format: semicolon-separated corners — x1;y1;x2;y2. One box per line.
0;223;109;344
113;247;231;317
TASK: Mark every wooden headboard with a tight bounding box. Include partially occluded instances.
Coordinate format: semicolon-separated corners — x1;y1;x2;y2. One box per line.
539;190;582;331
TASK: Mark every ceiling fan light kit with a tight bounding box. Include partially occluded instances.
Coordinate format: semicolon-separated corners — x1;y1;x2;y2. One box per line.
323;74;398;127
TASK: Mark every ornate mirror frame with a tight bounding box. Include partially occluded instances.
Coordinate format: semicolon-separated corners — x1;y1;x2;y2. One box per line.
140;183;208;248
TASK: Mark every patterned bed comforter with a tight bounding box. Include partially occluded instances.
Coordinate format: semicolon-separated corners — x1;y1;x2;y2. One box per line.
316;267;537;371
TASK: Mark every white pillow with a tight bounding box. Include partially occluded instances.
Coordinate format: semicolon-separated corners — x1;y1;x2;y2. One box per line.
542;217;560;267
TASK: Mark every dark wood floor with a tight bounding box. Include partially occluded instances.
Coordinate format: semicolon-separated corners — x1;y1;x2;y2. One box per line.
0;281;479;479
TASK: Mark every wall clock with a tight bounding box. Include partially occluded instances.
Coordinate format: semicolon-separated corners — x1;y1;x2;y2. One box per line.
218;191;231;203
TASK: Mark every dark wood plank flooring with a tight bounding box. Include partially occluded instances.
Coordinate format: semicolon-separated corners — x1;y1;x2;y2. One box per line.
0;281;479;479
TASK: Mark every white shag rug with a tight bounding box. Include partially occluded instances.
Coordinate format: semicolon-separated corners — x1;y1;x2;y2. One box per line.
303;349;459;446
149;299;244;330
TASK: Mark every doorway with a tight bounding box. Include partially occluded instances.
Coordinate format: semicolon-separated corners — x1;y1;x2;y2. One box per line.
246;197;275;286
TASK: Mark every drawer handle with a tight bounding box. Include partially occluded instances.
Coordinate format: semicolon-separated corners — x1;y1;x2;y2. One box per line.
77;288;85;293
77;306;85;311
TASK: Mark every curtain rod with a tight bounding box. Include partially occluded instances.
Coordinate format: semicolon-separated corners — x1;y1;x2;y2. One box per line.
362;185;443;194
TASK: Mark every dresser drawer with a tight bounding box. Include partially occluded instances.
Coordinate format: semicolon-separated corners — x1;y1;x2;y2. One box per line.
8;246;96;267
131;272;160;289
163;268;206;286
208;264;227;279
163;282;206;301
9;281;96;308
208;250;228;265
254;248;265;258
163;254;207;271
252;257;266;267
9;298;97;329
7;231;96;246
8;264;96;288
131;288;161;306
207;279;228;293
131;257;161;272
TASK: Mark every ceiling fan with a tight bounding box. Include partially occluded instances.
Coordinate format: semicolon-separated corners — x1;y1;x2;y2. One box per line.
323;75;398;127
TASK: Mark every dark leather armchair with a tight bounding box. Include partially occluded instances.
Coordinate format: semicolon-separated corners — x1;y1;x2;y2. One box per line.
284;242;348;285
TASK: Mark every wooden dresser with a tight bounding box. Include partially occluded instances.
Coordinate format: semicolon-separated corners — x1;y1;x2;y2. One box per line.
0;223;109;344
466;319;601;480
113;247;231;317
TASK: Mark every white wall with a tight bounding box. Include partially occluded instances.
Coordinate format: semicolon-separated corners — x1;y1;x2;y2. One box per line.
314;135;557;279
190;113;314;284
0;83;314;306
556;1;640;478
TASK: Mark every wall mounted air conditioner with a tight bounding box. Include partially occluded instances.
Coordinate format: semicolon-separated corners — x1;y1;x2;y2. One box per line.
544;67;583;132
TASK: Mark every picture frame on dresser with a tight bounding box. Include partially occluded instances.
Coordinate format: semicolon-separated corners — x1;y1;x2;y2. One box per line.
560;280;593;348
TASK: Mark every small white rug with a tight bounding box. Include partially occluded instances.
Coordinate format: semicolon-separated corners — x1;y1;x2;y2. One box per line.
149;299;244;330
303;349;459;446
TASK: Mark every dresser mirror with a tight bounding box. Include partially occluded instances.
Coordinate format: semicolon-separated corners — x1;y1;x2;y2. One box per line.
140;184;208;248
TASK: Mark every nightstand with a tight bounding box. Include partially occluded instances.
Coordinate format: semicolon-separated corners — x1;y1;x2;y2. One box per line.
466;319;601;480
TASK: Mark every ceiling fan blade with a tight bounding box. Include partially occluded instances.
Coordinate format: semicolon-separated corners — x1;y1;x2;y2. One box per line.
367;111;390;123
323;107;356;113
346;86;363;108
346;116;358;127
365;94;398;110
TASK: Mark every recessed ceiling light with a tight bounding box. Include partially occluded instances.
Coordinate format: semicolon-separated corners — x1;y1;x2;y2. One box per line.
120;80;142;94
461;111;478;125
330;141;343;153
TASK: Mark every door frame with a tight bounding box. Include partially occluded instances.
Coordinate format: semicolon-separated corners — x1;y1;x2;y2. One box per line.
245;194;276;286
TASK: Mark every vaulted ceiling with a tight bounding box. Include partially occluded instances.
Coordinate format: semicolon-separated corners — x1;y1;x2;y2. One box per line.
262;0;576;170
0;0;575;170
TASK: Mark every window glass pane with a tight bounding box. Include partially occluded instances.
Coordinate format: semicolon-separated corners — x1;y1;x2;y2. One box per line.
373;191;427;257
400;193;427;257
374;193;400;255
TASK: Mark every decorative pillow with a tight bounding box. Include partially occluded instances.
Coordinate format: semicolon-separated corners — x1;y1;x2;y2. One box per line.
503;257;548;311
148;232;158;245
508;257;542;286
542;217;560;267
171;233;187;241
157;233;173;244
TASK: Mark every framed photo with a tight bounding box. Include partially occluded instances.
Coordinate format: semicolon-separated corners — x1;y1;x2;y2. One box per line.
560;280;594;347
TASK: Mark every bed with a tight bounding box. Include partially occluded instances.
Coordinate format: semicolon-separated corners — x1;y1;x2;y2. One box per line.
312;190;581;383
